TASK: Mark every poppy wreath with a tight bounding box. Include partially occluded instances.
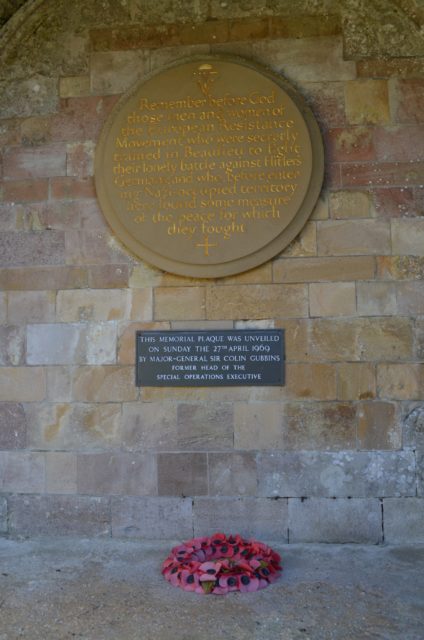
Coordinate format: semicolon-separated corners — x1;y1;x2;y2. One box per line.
162;532;282;594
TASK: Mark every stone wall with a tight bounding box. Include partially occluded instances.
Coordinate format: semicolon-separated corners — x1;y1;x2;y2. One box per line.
0;0;423;542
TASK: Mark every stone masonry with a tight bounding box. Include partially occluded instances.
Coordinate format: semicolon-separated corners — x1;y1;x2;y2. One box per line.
0;0;423;543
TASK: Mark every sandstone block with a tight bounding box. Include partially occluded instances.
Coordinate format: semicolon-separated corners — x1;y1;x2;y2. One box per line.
154;287;205;321
273;257;375;284
83;322;117;365
66;141;95;179
329;190;372;219
111;497;193;539
282;402;356;451
309;318;357;361
396;282;424;315
377;256;424;281
122;402;178;451
384;498;424;543
337;363;376;401
357;318;413;361
373;187;418;219
206;284;308;320
281;221;317;257
392;79;424;124
257;451;416;498
234;402;283;449
176;403;233;450
193;497;288;541
0;293;6;324
309;282;356;317
0;326;25;365
77;452;157;496
8;291;55;324
325;127;375;163
374;125;424;163
3;144;67;180
392;219;424;255
358;401;401;450
0;76;58;120
72;366;138;402
1;179;48;203
27;323;81;365
303;81;346;129
317;220;391;256
289;497;382;543
0;367;46;401
0;451;45;493
0;403;26;449
46;366;73;402
45;452;77;494
117;321;170;365
208;452;257;497
59;75;90;98
8;495;111;537
0;231;65;267
377;364;424;401
50;177;96;200
65;229;131;266
345;80;390;125
286;364;337;400
157;453;207;497
130;289;153;322
357;282;397;316
0;266;87;291
219;263;272;285
88;265;129;289
25;403;121;451
56;289;130;322
90;50;149;95
341;162;424;188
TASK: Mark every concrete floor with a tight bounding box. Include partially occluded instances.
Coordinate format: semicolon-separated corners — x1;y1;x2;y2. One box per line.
0;538;423;640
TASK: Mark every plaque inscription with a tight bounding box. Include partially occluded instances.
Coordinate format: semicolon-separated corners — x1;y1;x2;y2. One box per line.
136;330;285;387
96;56;324;277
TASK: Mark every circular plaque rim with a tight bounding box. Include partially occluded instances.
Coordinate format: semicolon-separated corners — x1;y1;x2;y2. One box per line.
95;54;324;278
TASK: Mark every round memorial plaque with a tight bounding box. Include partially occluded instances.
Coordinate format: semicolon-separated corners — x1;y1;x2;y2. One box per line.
95;56;324;277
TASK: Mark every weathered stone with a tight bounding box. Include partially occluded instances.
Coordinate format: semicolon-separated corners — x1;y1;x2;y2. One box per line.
1;179;49;203
289;498;382;543
122;402;178;451
50;176;96;200
176;403;233;450
129;289;153;321
392;79;424;124
0;231;65;267
0;497;6;534
193;497;288;541
253;36;355;82
0;266;87;290
0;451;45;493
358;401;401;450
45;452;77;494
329;190;372;219
8;495;111;537
309;282;356;317
66;141;95;179
90;50;149;95
59;75;90;98
88;264;129;289
373;187;419;219
3;143;67;179
309;318;357;361
72;366;138;402
117;321;170;365
0;76;58;119
377;364;424;401
0;403;26;449
25;403;121;451
392;219;424;256
303;81;346;128
56;289;130;322
208;452;257;496
65;229;131;265
282;402;356;451
281;222;317;257
219;262;272;285
345;80;390;125
157;453;207;496
357;282;397;316
206;284;308;320
337;363;376;401
341;162;424;188
234;402;283;449
317;220;391;256
273;256;375;284
0;326;25;365
154;287;206;321
7;291;56;323
325;127;375;163
384;498;424;543
77;453;157;496
396;282;424;315
377;256;424;281
45;366;72;402
27;323;81;365
357;318;413;361
285;364;336;400
0;367;46;401
374;125;424;163
257;451;416;498
111;497;193;539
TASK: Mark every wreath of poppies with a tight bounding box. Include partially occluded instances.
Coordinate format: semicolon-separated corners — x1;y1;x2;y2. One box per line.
162;532;282;594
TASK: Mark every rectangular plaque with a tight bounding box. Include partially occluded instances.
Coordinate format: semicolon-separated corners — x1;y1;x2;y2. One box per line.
136;329;285;387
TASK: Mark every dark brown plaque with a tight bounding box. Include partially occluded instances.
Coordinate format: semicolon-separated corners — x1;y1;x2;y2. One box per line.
95;56;324;278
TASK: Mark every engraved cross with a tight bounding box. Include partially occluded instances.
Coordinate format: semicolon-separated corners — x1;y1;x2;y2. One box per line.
196;235;218;256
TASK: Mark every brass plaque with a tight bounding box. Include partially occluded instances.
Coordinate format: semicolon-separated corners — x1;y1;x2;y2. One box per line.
95;56;324;278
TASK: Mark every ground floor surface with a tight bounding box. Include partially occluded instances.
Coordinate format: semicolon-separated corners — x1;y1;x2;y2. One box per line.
0;537;423;639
